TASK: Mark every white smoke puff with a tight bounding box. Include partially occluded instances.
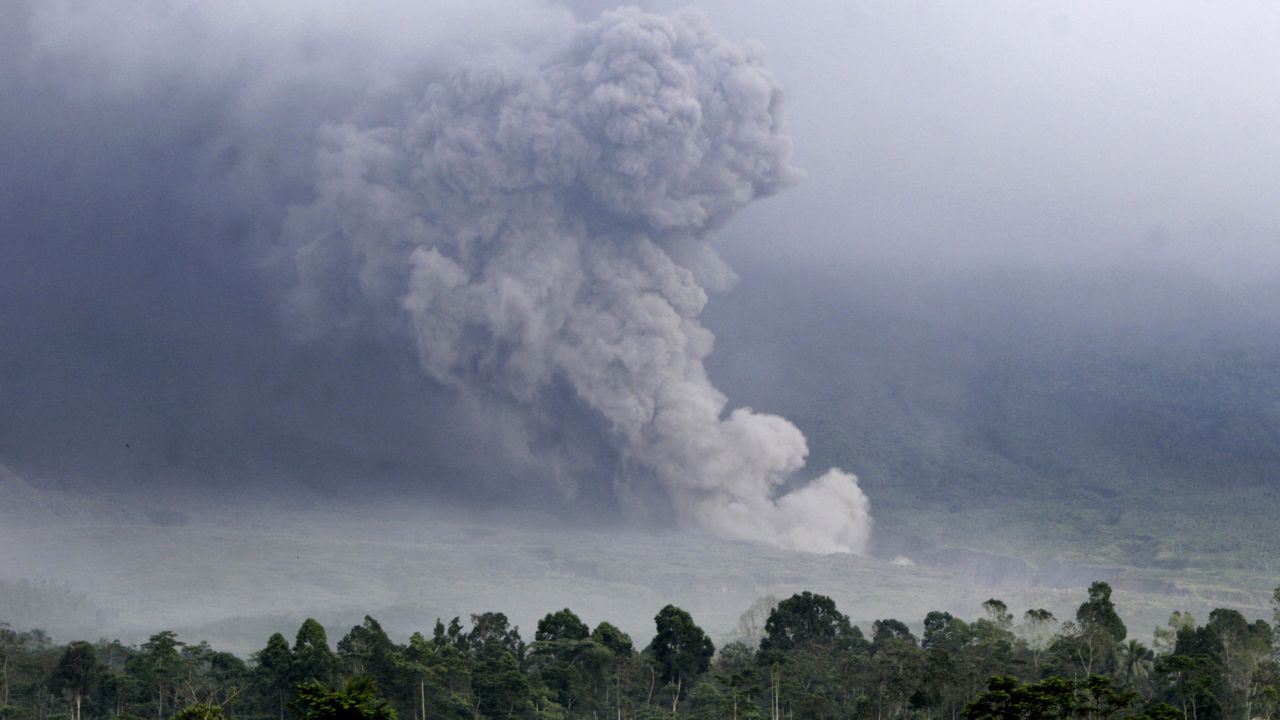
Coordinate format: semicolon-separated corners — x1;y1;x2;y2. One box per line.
773;470;873;555
285;7;873;554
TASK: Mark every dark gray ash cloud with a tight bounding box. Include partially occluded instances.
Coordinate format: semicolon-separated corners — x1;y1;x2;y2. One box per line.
1;1;869;553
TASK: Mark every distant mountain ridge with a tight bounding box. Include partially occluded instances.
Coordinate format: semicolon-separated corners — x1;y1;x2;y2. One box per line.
0;463;47;514
0;462;145;525
702;259;1280;592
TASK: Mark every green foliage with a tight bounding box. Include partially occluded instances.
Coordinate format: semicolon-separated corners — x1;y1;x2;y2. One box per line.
470;650;530;718
337;617;395;677
983;600;1015;630
871;619;917;650
293;677;396;720
171;704;226;720
51;641;101;720
294;620;339;685
0;623;23;709
923;611;971;653
0;582;1273;720
760;591;853;660
127;631;187;720
589;622;633;658
534;611;588;644
254;632;295;718
1076;583;1127;643
962;674;1136;720
647;605;714;690
467;613;523;661
52;642;101;697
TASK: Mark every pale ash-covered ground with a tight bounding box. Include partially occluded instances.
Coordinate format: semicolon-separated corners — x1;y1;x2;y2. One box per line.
0;484;1268;656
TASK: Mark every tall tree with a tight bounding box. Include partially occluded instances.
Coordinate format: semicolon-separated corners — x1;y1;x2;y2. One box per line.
708;642;759;720
177;641;249;711
1154;612;1198;656
470;650;532;719
647;605;714;713
589;622;633;658
1053;582;1128;677
0;623;22;709
295;620;339;686
254;633;295;720
589;622;634;719
407;629;473;720
922;611;975;719
923;611;971;654
466;613;531;718
1116;640;1156;696
760;592;853;657
1205;609;1272;720
1272;586;1280;633
535;610;589;643
128;631;185;720
1157;623;1229;720
468;613;524;661
872;619;917;651
338;616;406;707
1077;582;1127;644
982;600;1014;630
1018;609;1058;676
51;641;101;720
528;609;610;717
16;634;60;720
870;620;923;720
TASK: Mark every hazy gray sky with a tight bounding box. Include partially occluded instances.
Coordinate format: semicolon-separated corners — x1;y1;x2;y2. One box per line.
669;1;1280;282
2;0;1278;523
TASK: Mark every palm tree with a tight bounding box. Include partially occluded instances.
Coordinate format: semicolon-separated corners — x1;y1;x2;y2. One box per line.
1117;640;1155;693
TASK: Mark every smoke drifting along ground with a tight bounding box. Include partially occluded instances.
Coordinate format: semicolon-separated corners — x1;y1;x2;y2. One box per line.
284;9;870;553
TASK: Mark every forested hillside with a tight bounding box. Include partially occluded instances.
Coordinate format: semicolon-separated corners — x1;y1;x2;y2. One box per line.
2;583;1277;720
704;260;1280;597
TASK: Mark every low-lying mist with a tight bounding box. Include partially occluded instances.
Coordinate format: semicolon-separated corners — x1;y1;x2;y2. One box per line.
0;496;1259;657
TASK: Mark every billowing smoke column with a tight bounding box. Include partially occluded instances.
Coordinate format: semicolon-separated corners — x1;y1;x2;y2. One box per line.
285;8;871;554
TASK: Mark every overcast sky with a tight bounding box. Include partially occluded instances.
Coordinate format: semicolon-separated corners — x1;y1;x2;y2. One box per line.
2;0;1278;517
651;1;1280;285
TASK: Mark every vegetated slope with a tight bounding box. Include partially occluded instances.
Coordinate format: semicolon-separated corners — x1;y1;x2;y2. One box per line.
703;258;1280;602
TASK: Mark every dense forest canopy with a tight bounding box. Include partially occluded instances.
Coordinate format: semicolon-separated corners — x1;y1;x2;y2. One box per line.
3;582;1279;720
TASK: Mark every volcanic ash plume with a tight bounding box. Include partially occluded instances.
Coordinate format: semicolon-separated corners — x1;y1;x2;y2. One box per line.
285;8;871;554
